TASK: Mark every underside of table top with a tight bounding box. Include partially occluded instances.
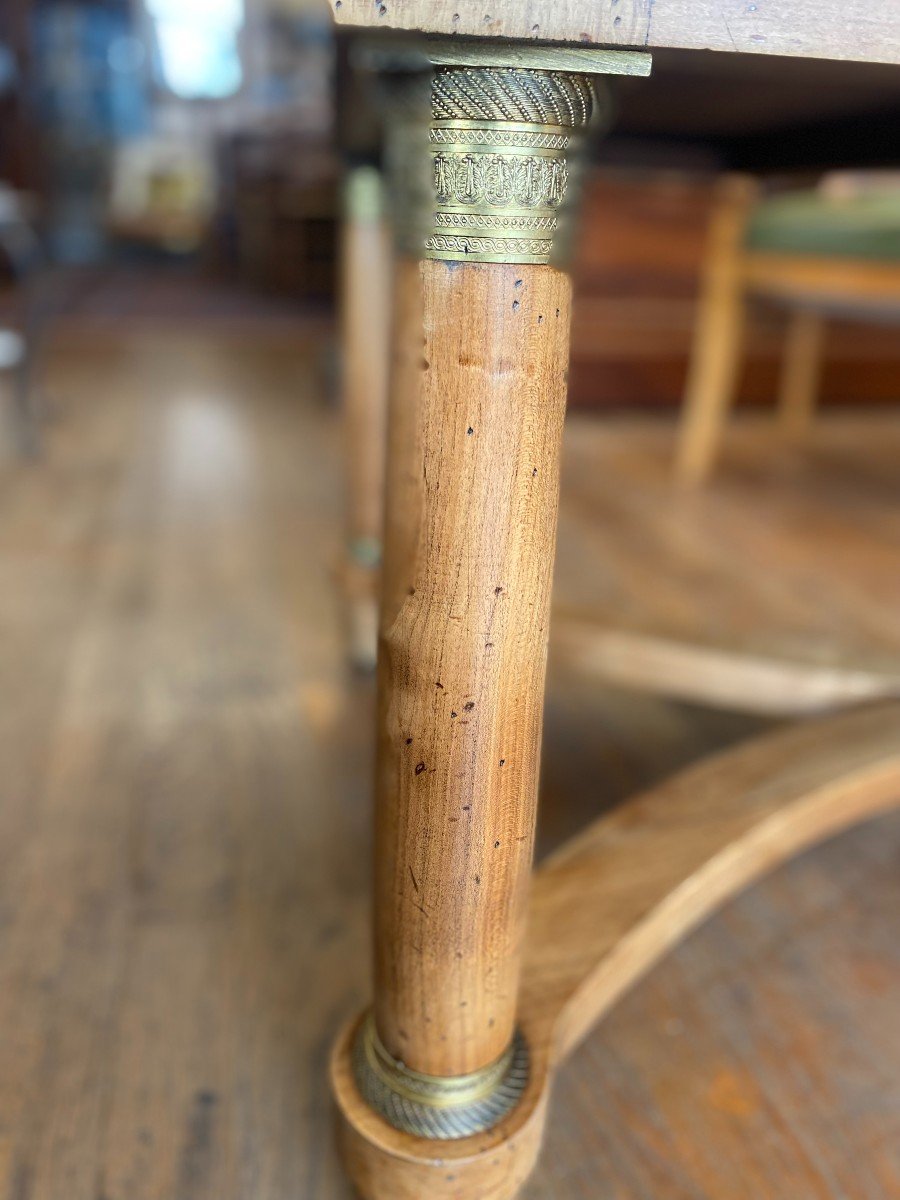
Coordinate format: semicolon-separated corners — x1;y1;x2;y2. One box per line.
330;0;900;67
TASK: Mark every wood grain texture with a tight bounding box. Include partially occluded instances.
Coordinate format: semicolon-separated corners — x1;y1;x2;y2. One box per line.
553;413;900;713
526;761;900;1200
522;701;900;1062
373;260;572;1076
379;254;425;635
340;172;391;668
335;702;900;1198
329;1;900;66
3;323;900;1200
0;328;368;1200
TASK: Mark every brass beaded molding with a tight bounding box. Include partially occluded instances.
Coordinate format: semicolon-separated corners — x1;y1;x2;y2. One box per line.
352;1012;530;1139
424;66;595;264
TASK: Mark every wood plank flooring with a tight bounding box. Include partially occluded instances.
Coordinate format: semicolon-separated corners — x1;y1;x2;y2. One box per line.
1;327;898;1199
554;412;900;682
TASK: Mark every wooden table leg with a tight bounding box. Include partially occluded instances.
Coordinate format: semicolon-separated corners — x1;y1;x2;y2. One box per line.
340;164;391;669
332;60;596;1199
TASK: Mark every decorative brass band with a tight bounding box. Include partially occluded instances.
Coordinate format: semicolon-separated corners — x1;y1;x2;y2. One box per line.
352;1012;530;1139
424;67;595;264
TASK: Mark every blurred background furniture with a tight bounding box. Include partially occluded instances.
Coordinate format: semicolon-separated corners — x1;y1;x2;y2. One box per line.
337;163;390;669
0;184;44;454
677;172;900;484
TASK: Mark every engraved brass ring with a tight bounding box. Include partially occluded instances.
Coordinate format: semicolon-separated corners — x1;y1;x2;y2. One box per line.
352;1012;530;1139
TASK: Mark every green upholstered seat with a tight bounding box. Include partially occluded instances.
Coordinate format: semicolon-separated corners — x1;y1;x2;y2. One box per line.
747;188;900;262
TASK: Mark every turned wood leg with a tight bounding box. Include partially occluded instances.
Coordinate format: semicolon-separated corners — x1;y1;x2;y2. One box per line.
371;253;571;1080
340;165;391;669
330;48;631;1200
675;177;758;486
777;308;824;443
328;50;900;1200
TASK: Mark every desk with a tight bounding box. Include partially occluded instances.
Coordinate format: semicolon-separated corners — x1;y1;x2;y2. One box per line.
326;12;900;1198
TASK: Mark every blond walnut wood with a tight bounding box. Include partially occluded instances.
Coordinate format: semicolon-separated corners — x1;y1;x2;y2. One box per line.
4;326;900;1200
334;701;900;1198
373;259;572;1077
379;254;424;634
340;168;392;668
521;700;900;1060
330;1;900;66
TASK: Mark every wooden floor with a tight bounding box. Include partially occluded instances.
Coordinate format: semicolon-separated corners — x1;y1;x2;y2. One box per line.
1;328;898;1200
554;412;900;695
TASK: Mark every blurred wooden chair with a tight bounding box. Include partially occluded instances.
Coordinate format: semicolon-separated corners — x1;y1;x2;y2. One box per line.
676;173;900;485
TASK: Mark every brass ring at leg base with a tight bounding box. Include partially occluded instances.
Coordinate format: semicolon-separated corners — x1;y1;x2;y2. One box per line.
352;1012;530;1140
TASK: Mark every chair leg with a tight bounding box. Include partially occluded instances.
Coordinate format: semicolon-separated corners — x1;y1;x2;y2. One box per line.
777;309;824;443
675;273;746;487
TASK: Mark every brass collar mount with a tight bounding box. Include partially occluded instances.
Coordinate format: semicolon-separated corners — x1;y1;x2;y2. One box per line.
418;42;652;264
352;1011;531;1139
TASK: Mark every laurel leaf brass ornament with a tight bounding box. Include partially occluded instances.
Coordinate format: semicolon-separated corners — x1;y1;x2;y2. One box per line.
424;66;596;264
